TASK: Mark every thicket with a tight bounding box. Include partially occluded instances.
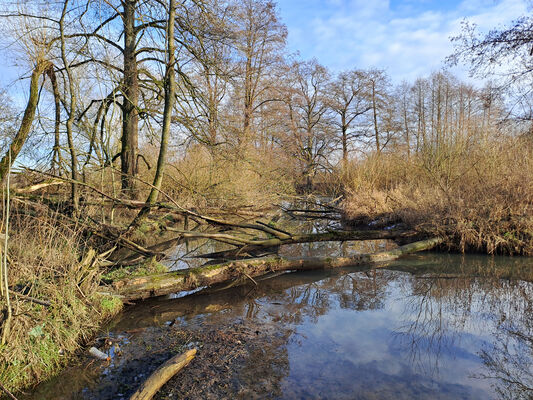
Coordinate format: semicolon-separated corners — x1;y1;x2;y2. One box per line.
0;201;122;394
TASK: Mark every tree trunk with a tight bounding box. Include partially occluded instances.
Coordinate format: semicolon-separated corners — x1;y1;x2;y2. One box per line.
60;0;79;212
0;62;47;183
131;0;176;225
371;79;380;154
342;113;348;166
121;0;139;197
242;50;253;147
180;228;416;254
403;102;410;159
46;66;64;175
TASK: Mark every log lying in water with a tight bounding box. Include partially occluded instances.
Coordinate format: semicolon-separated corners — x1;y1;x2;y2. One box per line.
109;237;443;301
129;348;197;400
183;229;418;259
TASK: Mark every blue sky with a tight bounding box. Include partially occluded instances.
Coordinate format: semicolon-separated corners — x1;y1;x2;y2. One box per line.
0;0;528;96
276;0;529;82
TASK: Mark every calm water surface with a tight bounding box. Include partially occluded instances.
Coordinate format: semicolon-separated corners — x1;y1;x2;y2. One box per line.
26;252;533;400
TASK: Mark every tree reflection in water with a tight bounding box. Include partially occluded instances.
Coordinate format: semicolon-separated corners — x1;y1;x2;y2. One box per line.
393;255;533;400
476;283;533;400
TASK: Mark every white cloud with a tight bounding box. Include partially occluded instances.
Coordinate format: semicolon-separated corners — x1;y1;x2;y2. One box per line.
279;0;529;82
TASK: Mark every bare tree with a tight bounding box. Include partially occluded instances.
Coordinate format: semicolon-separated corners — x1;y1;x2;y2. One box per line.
234;0;286;147
449;15;533;126
283;60;333;191
367;69;390;154
133;0;177;225
327;69;371;165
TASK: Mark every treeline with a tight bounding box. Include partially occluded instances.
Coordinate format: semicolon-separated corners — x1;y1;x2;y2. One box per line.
0;0;529;204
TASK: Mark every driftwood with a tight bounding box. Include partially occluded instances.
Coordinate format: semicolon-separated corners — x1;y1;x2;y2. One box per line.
129;348;197;400
108;237;443;301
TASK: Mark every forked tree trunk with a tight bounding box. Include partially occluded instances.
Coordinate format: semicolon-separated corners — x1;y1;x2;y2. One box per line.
60;0;79;212
46;66;64;175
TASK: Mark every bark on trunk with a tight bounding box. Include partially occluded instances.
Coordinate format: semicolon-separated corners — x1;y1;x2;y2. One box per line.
0;62;47;183
46;66;64;175
121;0;139;197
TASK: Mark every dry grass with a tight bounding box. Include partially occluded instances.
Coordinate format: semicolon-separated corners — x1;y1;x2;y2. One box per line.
76;144;295;214
0;203;122;393
342;136;533;255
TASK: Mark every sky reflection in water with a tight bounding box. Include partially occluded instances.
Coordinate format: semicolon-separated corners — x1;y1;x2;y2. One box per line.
25;253;533;400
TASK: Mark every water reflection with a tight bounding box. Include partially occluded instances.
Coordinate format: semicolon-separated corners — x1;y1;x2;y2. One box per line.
25;254;533;399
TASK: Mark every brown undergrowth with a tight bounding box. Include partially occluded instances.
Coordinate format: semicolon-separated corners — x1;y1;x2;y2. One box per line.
160;145;295;210
0;144;295;395
342;136;533;255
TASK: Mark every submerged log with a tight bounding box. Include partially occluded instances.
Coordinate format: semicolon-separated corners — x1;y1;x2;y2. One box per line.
129;348;197;400
109;237;443;301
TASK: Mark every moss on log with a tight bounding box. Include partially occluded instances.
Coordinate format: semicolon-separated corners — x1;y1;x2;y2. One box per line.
108;237;443;301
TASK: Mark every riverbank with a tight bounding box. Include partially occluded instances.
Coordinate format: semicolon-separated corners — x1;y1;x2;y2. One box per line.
340;136;533;256
0;205;123;397
22;253;533;400
1;169;531;397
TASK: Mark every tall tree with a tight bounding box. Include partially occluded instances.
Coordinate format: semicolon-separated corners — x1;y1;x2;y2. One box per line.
328;69;371;165
132;0;176;225
284;60;333;190
234;0;286;147
121;0;141;196
59;0;80;212
366;69;390;153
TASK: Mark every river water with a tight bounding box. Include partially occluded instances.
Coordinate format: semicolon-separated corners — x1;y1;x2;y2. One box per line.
24;248;533;400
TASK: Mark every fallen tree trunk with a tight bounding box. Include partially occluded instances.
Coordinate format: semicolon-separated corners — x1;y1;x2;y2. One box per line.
190;229;418;259
129;348;197;400
110;228;418;266
108;237;443;301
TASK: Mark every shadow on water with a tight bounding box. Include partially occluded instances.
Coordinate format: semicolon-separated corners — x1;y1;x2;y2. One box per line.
24;250;533;399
